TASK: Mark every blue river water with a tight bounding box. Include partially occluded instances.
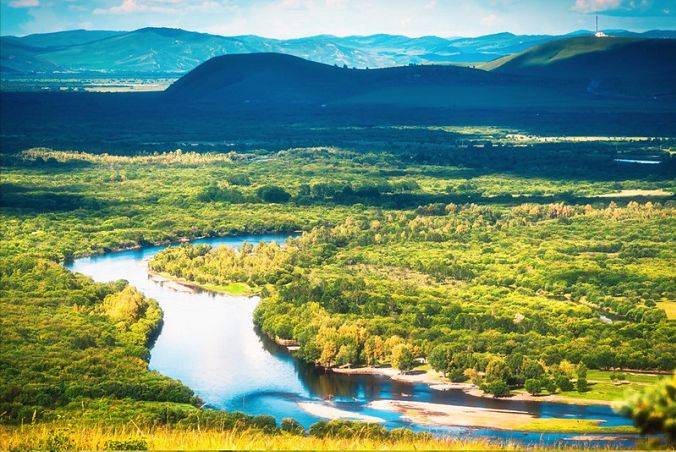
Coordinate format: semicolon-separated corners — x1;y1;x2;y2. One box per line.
67;234;641;448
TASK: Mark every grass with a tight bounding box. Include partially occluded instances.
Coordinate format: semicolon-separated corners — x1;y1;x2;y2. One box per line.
656;301;676;320
152;270;256;296
514;419;636;434
0;424;512;451
556;370;666;403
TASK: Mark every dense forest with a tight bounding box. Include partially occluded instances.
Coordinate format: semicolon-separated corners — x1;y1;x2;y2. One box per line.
150;202;675;395
1;143;674;446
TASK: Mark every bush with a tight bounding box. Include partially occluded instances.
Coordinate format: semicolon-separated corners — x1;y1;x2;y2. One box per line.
251;414;277;432
226;174;251;186
257;185;291;203
280;417;305;435
43;431;74;452
483;380;510;397
524;378;542;395
104;438;148;450
555;375;574;392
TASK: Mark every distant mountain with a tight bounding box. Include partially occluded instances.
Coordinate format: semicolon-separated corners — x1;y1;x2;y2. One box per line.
2;27;674;77
489;36;676;97
15;30;123;48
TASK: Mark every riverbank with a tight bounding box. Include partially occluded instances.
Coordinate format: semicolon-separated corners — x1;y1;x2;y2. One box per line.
368;400;634;434
331;366;620;406
148;269;255;296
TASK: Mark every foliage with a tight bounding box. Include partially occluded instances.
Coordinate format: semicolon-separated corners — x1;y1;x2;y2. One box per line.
1;146;674;443
152;202;675;391
620;374;676;440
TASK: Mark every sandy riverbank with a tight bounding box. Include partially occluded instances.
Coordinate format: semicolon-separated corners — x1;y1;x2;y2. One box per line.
148;271;198;293
330;366;613;406
368;400;617;433
369;399;536;429
297;402;385;423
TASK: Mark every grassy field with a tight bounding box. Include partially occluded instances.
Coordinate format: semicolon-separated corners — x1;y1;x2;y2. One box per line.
656;301;676;320
0;425;508;451
556;370;667;402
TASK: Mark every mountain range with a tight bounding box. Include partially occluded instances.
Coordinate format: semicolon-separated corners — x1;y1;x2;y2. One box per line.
1;27;675;76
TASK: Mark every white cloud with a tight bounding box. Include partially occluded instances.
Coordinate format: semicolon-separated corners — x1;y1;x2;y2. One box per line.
93;0;232;15
480;13;498;26
424;0;437;10
573;0;621;13
9;0;39;7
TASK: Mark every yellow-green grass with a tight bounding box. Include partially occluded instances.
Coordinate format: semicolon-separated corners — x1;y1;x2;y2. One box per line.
513;419;635;434
0;425;513;451
656;301;676;320
556;370;667;403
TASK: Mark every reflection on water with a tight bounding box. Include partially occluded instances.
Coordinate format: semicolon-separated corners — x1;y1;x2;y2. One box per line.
68;234;639;448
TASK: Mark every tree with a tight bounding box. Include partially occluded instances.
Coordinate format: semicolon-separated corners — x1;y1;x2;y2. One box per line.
619;375;675;440
363;336;384;366
257;185;291;203
484;380;510;397
281;417;305;434
429;344;452;373
391;343;415;373
319;341;337;367
555;374;574;392
485;356;510;383
524;378;542;395
576;363;589;392
522;359;545;380
464;368;482;386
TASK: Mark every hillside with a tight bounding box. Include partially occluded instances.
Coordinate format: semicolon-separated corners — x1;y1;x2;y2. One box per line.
2;27;674;76
488;36;676;97
165;49;676;109
165;52;502;104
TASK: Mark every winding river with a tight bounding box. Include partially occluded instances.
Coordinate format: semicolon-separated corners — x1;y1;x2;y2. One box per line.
68;234;640;448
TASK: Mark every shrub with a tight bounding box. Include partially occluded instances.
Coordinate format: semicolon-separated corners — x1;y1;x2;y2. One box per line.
280;417;305;435
483;380;510;397
555;375;574;392
251;414;277;432
43;431;74;452
524;378;542;395
103;438;148;450
257;185;291;203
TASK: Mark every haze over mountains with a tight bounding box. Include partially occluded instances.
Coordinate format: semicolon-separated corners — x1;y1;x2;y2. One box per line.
1;26;675;76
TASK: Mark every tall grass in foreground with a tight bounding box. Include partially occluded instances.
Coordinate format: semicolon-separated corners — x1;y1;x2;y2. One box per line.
0;424;510;451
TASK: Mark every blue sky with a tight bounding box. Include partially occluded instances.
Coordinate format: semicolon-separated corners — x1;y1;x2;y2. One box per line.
1;0;674;37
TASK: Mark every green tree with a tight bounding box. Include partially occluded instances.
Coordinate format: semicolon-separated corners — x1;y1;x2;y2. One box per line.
524;378;542;395
576;363;589;392
483;380;510;397
485;356;510;383
257;185;291;203
391;343;415;373
619;375;675;440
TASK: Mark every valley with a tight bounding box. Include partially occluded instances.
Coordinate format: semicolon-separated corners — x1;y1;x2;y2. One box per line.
0;10;674;450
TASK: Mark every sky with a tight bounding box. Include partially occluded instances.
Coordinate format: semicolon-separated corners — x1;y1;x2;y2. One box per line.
1;0;674;38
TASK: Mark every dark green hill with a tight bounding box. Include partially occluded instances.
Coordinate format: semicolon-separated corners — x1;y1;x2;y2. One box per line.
165;52;507;105
489;37;676;97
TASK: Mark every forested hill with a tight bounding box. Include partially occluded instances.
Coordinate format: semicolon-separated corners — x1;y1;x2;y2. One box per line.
165;46;675;106
165;52;498;103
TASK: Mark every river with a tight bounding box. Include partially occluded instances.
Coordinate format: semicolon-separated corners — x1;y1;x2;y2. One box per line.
67;234;640;448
